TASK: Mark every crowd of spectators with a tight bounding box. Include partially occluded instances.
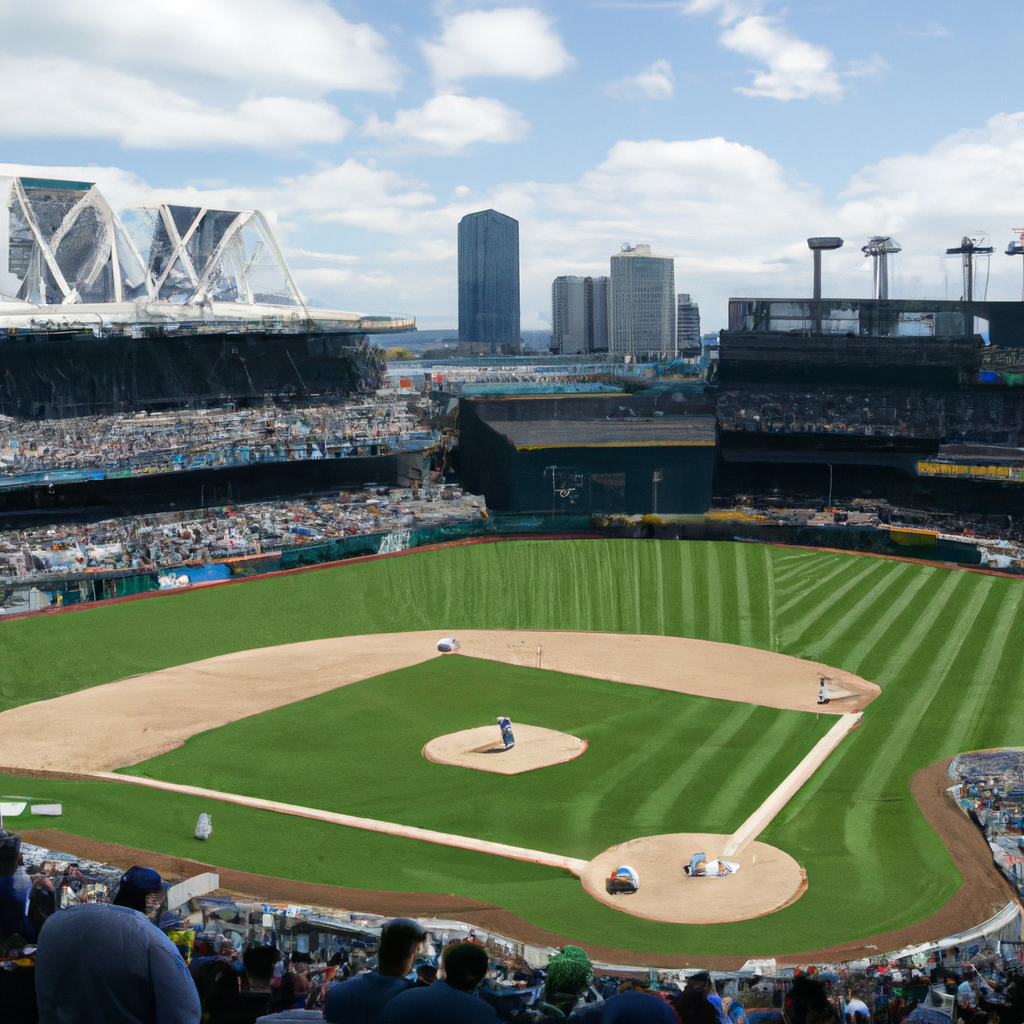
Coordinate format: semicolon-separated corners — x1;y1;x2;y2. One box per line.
0;485;485;589
1;825;1021;1024
0;400;426;479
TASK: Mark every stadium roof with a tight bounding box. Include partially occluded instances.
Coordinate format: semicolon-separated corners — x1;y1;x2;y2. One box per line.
0;176;413;335
488;415;716;450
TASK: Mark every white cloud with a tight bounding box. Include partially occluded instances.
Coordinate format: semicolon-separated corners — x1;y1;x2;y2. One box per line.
721;15;844;101
283;248;360;264
421;7;573;83
0;0;403;95
0;58;351;149
844;54;888;81
682;0;762;21
364;94;529;153
607;60;675;99
685;2;881;103
291;267;399;295
0;0;399;149
257;160;439;236
905;21;951;38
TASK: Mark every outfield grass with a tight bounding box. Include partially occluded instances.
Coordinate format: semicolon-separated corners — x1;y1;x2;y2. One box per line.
3;539;1023;955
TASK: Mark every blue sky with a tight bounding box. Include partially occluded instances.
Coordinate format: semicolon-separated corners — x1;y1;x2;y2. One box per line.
1;0;1023;330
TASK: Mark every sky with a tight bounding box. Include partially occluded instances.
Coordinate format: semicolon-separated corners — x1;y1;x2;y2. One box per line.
1;0;1023;331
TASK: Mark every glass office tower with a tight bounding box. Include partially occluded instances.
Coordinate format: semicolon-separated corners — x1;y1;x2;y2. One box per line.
458;209;520;352
610;243;676;359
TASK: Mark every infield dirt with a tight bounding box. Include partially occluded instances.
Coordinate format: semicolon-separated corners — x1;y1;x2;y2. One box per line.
0;629;877;774
581;832;806;924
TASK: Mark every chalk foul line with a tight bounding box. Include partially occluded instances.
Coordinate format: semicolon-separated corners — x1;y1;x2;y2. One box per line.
89;772;589;876
721;712;862;859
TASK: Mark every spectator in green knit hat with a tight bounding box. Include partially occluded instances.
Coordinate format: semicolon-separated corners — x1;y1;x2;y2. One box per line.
537;946;594;1019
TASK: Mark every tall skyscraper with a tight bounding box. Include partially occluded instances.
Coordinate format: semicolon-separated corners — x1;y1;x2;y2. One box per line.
551;275;610;354
458;209;520;353
677;293;701;352
609;244;676;358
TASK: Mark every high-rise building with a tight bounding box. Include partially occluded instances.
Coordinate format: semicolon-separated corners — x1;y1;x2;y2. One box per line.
677;293;701;352
590;276;610;353
551;275;610;354
458;209;520;353
609;244;675;358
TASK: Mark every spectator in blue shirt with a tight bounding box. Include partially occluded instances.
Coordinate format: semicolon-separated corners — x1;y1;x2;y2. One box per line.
381;941;499;1024
325;917;427;1023
34;898;201;1024
0;829;34;948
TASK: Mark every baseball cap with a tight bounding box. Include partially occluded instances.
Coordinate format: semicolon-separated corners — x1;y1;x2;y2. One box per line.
381;917;427;940
119;866;169;892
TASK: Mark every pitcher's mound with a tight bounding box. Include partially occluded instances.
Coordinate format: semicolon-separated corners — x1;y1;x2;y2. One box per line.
581;832;806;924
423;724;587;775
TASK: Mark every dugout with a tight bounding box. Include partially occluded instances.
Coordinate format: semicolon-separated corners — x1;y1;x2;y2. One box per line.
459;394;716;514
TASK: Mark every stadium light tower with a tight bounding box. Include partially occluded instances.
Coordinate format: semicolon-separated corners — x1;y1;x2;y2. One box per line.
808;237;843;332
1006;228;1024;301
807;237;844;302
862;236;901;300
946;235;994;302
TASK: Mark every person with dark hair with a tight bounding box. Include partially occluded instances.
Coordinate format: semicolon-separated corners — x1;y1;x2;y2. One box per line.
788;972;838;1024
325;917;426;1022
237;945;281;1020
674;973;722;1024
381;941;499;1023
113;865;168;921
190;957;243;1024
34;864;200;1024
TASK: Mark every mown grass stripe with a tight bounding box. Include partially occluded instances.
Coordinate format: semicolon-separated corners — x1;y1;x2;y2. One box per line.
779;558;888;648
873;570;972;686
800;562;911;660
834;565;939;677
775;556;868;617
630;702;759;828
706;543;726;642
711;712;810;828
850;572;986;802
764;545;778;652
734;545;757;649
772;557;844;594
961;583;1024;750
936;580;1019;756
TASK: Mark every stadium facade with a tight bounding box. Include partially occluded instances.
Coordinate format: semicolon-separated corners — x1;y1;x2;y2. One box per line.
0;177;413;416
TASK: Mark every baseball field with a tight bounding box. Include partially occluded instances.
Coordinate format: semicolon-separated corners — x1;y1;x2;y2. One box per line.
1;538;1022;960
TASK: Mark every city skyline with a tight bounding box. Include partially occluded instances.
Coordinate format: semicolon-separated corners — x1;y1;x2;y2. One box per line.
0;3;1023;331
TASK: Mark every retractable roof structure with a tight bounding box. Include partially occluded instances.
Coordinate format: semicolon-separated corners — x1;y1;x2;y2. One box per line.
0;177;412;336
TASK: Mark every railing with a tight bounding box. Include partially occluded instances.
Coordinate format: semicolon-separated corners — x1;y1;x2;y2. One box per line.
728;298;970;338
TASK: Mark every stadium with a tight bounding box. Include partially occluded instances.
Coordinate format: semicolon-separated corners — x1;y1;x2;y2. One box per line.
1;536;1018;968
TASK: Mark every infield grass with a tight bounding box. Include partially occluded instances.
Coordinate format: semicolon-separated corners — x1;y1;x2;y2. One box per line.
126;657;833;860
3;539;1024;955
